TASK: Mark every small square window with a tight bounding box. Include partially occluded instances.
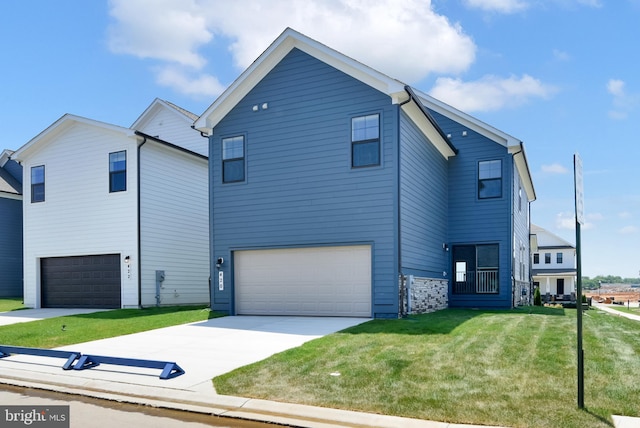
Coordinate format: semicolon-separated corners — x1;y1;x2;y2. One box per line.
352;114;380;168
478;160;502;199
31;165;45;203
109;151;127;192
222;136;245;183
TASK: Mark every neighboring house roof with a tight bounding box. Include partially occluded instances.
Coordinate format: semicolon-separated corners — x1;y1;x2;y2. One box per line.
12;114;137;161
531;224;575;249
134;131;208;161
0;150;22;197
0;168;21;196
130;98;198;130
194;27;456;159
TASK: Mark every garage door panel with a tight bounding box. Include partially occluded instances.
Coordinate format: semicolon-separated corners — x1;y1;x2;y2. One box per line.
235;246;371;317
41;254;121;309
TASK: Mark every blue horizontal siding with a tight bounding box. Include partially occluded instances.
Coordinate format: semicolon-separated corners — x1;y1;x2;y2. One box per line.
210;48;399;317
399;110;449;279
0;197;23;297
429;109;515;308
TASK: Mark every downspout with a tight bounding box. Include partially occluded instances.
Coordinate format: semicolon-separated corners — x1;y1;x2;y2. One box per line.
137;136;148;308
397;95;412;318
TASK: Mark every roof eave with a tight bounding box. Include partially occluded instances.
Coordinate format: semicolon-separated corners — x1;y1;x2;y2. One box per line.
194;27;406;133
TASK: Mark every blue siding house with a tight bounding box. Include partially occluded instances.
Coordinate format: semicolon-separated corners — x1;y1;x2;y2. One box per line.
0;149;23;297
194;29;535;318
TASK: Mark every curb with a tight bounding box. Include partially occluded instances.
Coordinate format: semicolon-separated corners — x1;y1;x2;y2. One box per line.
0;373;502;428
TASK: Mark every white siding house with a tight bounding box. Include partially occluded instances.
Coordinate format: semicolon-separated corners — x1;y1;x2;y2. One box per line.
531;224;577;301
13;100;209;309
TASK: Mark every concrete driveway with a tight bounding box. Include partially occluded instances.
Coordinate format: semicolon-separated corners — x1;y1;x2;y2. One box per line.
0;313;369;404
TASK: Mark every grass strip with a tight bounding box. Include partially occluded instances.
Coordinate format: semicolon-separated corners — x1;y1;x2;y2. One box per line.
0;305;219;348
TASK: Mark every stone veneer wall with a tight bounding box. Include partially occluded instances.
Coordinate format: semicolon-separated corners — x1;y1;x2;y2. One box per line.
400;276;448;314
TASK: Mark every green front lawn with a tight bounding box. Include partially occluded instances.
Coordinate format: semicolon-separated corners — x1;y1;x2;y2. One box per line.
214;307;640;428
0;305;219;348
0;297;26;313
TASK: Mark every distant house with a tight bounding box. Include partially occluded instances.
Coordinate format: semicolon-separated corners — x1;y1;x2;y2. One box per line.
531;224;576;301
194;28;536;318
0;149;23;297
12;99;209;309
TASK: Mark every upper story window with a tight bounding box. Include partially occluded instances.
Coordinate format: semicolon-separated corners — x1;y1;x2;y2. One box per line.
533;253;539;264
109;151;127;192
478;160;502;199
544;253;551;264
518;186;522;211
557;252;563;264
31;165;45;203
351;114;380;168
222;136;245;183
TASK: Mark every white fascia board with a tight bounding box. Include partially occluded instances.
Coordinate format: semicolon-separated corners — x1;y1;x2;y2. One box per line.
194;28;406;133
509;143;536;202
414;89;522;148
401;101;456;159
0;191;22;201
0;150;13;167
13;114;137;161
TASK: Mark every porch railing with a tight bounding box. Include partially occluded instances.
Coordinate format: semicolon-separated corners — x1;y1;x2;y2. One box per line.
476;269;499;293
453;269;499;294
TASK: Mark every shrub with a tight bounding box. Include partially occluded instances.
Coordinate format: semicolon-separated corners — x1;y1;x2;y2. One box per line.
534;287;542;306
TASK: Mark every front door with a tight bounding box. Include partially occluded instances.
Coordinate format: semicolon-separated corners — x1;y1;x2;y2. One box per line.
556;278;565;296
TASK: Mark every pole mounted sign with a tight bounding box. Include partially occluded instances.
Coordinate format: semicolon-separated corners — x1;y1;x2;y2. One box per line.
574;152;584;409
574;153;584;226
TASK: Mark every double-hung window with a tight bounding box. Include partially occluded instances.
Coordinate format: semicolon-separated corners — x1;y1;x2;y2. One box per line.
109;151;127;192
545;253;551;264
31;165;45;203
478;160;502;199
533;253;539;264
351;114;380;168
557;253;563;264
222;136;245;183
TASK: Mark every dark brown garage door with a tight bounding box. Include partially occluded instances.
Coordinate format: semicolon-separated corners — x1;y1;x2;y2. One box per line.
41;254;121;309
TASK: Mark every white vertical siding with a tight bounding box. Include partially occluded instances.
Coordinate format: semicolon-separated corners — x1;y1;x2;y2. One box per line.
139;142;209;306
22;124;139;308
135;107;207;157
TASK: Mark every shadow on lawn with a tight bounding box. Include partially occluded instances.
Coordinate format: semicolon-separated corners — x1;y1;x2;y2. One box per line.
340;306;567;336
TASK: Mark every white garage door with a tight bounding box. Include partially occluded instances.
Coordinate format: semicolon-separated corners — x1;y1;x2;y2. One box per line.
234;245;372;317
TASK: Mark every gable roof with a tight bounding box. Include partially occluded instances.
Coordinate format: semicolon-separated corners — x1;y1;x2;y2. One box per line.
531;224;575;249
131;98;198;130
12;114;136;162
0;150;22;197
194;27;456;158
414;89;536;202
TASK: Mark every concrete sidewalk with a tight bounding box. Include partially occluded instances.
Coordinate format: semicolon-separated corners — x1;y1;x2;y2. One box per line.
0;313;496;427
593;302;640;321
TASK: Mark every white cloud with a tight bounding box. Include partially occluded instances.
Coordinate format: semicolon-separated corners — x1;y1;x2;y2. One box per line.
607;78;638;120
155;66;225;97
556;211;599;231
619;225;639;235
107;0;477;96
541;163;568;174
552;49;570;61
607;79;625;97
463;0;528;13
428;74;556;112
108;0;211;68
200;0;476;82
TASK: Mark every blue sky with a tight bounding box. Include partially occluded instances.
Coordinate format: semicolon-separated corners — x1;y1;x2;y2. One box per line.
1;0;638;279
